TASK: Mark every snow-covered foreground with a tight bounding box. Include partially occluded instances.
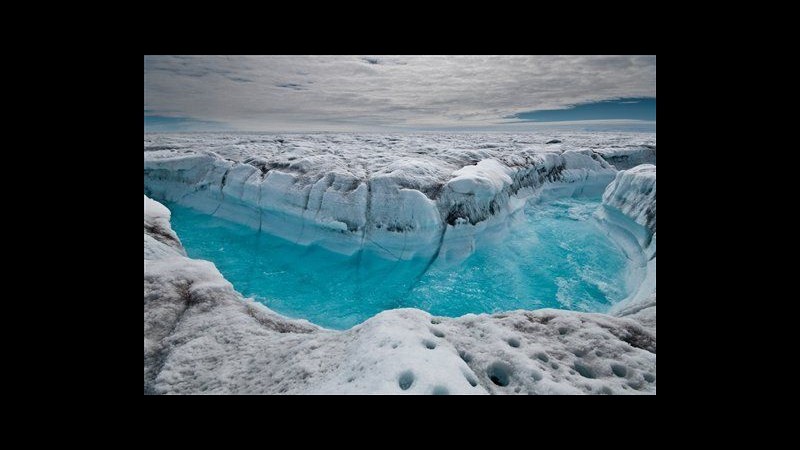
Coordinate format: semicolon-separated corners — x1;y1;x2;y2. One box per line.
144;134;656;394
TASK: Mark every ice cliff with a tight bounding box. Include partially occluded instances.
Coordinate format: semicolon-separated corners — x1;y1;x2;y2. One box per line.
145;133;653;262
597;164;657;325
593;146;656;170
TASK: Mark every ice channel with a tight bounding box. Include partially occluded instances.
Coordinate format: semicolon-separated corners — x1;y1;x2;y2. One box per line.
166;195;630;330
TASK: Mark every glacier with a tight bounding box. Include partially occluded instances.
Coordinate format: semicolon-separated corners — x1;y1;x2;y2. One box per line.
143;132;656;394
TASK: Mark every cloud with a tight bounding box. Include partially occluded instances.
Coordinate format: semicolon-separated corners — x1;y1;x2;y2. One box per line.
144;55;656;131
275;83;308;91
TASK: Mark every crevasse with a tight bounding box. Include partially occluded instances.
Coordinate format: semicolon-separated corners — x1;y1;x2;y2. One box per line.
144;133;657;312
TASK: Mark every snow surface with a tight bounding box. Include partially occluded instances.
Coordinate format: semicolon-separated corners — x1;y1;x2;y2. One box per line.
145;133;654;262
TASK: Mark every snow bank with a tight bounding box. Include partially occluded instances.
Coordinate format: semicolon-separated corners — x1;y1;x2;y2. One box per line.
144;195;185;260
144;195;656;394
448;159;513;197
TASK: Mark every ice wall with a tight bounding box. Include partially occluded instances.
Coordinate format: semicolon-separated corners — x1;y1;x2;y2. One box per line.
593;146;657;170
595;165;657;318
144;146;616;261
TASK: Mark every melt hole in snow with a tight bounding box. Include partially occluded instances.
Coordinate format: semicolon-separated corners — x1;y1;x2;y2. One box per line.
573;362;596;379
398;370;415;390
611;363;627;377
431;386;449;395
487;361;513;387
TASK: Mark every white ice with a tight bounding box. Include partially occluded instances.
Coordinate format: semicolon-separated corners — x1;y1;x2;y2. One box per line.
143;132;656;394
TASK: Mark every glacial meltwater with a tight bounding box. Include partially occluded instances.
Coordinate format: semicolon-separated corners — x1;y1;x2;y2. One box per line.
166;197;630;329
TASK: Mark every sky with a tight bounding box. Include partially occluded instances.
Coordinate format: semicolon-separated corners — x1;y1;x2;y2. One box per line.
144;55;656;132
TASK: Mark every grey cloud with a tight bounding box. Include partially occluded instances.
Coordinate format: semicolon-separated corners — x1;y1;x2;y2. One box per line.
144;55;655;131
276;83;308;91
